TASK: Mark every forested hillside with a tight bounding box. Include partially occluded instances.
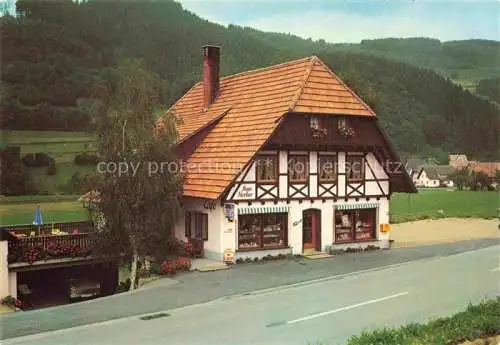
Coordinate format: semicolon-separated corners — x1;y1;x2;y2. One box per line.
476;77;500;104
241;28;500;88
1;0;499;160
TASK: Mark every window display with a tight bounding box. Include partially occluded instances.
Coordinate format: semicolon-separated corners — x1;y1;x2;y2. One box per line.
334;208;375;242
238;213;287;250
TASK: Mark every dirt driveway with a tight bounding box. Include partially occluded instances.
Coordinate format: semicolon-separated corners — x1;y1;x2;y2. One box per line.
390;218;499;248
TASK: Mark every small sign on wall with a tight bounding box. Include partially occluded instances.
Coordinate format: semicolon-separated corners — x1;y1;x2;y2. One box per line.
236;184;255;199
224;204;235;222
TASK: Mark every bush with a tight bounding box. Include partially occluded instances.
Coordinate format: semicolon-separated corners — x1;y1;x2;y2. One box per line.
74;154;99;165
22;152;52;167
150;262;162;275
345;298;500;345
60;172;92;194
1;295;22;309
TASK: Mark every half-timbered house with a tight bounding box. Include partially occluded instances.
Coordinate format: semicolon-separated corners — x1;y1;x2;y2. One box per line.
161;45;416;262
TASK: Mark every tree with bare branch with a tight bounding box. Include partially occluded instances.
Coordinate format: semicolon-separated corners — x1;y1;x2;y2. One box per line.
92;58;183;290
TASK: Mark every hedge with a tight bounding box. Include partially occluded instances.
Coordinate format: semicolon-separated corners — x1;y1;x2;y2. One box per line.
74;154;99;165
345;298;500;345
21;152;52;167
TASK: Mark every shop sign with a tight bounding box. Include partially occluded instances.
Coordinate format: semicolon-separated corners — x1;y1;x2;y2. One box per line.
236;185;254;199
380;223;391;232
204;199;217;210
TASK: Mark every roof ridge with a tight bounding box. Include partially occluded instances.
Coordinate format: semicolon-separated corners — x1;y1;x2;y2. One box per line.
220;55;314;82
313;58;377;116
287;56;317;112
176;107;232;145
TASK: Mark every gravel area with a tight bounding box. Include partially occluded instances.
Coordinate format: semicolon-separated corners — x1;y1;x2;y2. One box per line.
391;218;499;248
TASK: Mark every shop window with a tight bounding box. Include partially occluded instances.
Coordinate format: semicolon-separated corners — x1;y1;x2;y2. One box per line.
346;155;364;182
256;156;277;183
288;155;308;183
334;208;375;242
238;213;287;250
318;155;337;182
186;211;208;240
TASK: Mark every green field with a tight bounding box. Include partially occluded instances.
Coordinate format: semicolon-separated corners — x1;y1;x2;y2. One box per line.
389;189;499;223
1;189;497;226
2;130;98;194
0;201;90;226
2;130;98;163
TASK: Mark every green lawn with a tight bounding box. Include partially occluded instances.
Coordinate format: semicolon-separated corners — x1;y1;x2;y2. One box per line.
0;194;81;204
0;201;89;226
390;189;499;223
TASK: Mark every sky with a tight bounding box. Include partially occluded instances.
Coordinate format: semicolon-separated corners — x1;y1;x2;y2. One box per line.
176;0;500;43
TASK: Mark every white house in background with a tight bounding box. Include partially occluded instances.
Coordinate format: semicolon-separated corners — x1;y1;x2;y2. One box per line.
415;165;456;188
404;158;426;185
156;45;416;262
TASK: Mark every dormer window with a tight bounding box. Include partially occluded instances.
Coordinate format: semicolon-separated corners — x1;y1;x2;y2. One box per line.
310;116;327;138
337;116;354;138
310;116;320;130
338;117;347;130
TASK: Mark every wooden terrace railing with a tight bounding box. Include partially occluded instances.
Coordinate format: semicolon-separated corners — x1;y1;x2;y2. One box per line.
2;221;99;264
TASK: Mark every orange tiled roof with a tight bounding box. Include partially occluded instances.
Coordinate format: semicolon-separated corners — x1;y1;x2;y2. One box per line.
164;56;376;199
470;162;500;177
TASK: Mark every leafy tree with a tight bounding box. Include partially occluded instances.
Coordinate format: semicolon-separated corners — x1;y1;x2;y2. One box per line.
92;58;183;290
449;168;471;191
476;77;500;104
470;171;491;191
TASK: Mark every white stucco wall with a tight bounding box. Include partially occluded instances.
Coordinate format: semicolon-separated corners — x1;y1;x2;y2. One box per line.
0;241;9;298
0;241;17;299
174;198;224;261
9;272;17;299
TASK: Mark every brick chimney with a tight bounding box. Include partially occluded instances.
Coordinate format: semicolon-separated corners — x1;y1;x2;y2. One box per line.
202;45;220;108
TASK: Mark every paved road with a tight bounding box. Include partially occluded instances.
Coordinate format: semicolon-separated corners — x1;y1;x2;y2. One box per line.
2;243;499;345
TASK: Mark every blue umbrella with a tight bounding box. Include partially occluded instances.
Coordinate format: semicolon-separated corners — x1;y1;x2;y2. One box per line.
33;205;43;225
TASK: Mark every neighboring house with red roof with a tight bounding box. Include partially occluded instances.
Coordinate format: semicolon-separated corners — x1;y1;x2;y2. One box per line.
448;154;469;169
159;45;415;262
469;162;500;182
448;156;499;185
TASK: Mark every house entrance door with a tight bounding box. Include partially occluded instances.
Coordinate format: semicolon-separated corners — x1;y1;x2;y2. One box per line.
303;209;321;251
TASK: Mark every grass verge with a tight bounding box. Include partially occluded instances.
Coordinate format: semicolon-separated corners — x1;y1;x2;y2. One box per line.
345;298;500;345
390;190;498;223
